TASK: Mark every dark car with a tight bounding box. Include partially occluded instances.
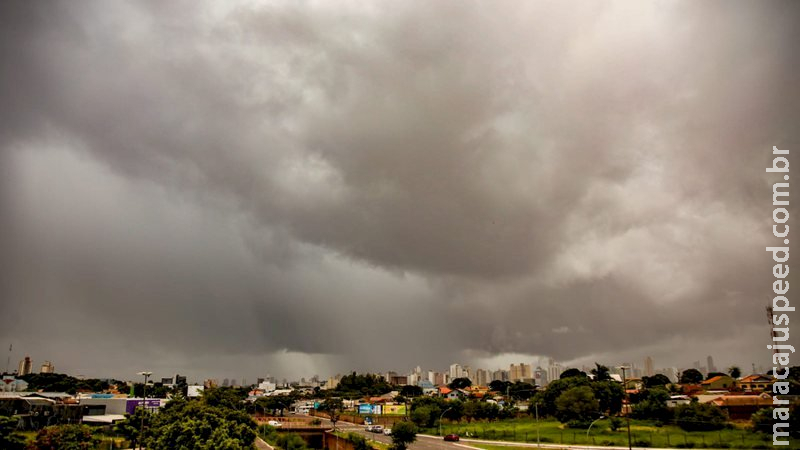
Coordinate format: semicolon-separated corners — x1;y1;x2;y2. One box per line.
444;434;460;442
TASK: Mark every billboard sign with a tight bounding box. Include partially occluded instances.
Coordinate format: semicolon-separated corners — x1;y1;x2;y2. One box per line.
125;399;160;414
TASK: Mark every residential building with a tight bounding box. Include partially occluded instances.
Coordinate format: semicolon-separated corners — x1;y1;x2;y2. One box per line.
737;375;774;392
492;369;509;382
40;361;55;374
449;364;465;380
18;357;32;376
700;375;735;391
644;357;654;377
711;393;773;420
509;363;532;382
706;356;716;374
474;369;490;386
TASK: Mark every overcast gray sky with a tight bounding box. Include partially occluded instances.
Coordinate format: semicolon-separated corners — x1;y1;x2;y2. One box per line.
1;0;798;383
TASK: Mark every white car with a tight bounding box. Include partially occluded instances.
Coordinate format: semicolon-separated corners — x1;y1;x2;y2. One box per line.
267;420;283;427
383;428;392;436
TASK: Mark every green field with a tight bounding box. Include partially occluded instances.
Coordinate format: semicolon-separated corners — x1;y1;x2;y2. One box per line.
427;418;799;449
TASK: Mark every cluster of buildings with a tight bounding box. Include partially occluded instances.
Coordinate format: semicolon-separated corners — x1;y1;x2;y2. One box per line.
12;356;55;377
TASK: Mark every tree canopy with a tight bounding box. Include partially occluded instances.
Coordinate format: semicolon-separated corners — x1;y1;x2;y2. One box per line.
679;369;704;385
390;421;418;450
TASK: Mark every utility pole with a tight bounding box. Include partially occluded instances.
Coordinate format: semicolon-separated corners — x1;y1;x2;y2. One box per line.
620;366;632;450
138;371;152;450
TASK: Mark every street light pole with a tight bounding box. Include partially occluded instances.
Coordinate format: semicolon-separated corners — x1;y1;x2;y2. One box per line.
619;366;632;450
138;371;152;450
586;415;605;440
534;402;540;449
438;407;453;436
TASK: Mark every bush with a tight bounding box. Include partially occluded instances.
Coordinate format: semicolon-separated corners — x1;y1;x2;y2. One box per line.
309;418;322;426
609;417;623;431
674;402;728;431
633;439;651;447
674;442;695;448
566;420;591;429
28;424;100;449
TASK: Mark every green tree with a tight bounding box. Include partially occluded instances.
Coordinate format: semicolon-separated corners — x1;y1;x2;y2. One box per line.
448;378;472;390
29;424;100;449
399;385;422;398
113;407;151;449
201;386;248;409
727;366;742;379
410;405;437;428
591;363;611;381
535;374;590;416
488;380;510;393
348;433;371;450
679;369;704;385
508;381;537;400
630;388;672;422
590;380;623;415
276;433;309;450
642;374;671;388
560;368;587;379
554;386;599;426
145;400;256;449
750;407;773;434
0;415;25;450
390;421;417;450
318;398;344;430
674;402;728;431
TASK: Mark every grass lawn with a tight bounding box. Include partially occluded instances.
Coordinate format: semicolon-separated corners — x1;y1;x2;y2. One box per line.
427;418;799;449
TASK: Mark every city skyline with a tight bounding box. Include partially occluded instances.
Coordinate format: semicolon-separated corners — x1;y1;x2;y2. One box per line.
1;1;798;382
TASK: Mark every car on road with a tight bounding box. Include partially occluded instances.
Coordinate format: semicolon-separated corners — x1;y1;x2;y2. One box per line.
443;434;460;442
267;420;283;427
370;425;384;433
383;428;392;436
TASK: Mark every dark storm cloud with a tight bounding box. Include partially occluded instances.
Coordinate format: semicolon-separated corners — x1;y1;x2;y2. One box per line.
1;0;798;380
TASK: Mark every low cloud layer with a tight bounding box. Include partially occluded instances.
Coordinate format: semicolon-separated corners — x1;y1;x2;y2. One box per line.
1;0;798;381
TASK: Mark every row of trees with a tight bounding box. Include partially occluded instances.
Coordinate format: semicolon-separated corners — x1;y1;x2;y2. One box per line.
112;387;257;449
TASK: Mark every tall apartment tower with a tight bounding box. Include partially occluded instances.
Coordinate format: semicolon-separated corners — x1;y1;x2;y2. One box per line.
18;356;33;376
706;356;716;374
40;361;55;374
644;356;655;377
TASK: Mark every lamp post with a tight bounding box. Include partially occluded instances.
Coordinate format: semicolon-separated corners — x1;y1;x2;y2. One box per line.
619;366;632;450
534;402;540;449
438;407;453;436
137;371;152;450
586;414;605;440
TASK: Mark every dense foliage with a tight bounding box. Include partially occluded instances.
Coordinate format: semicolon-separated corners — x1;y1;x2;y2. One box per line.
332;373;392;398
19;373;123;395
674;402;728;431
0;415;26;450
389;421;418;450
28;424;100;449
630;388;672;422
554;386;600;427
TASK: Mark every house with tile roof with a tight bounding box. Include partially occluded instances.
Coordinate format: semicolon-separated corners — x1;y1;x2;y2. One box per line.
737;374;774;393
701;375;735;391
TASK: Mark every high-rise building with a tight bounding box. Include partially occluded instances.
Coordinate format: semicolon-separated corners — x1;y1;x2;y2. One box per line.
474;369;490;386
509;363;532;381
644;356;654;377
534;366;547;386
706;356;716;374
546;360;563;384
449;364;465;380
40;361;54;374
18;357;32;376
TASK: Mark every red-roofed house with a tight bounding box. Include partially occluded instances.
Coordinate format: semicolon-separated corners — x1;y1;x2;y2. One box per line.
737;375;774;393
